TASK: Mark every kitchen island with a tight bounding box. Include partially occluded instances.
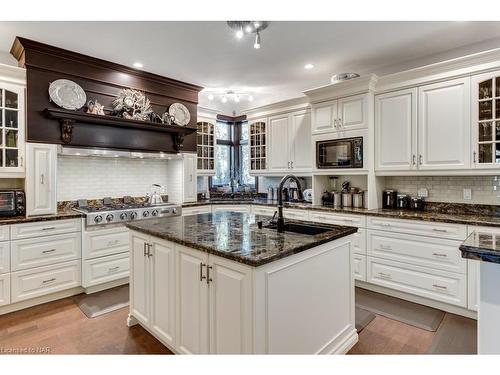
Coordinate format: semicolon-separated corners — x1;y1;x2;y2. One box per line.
126;211;357;354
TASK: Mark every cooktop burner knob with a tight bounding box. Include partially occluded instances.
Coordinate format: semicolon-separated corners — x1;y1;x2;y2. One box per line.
94;215;103;224
120;212;128;220
130;212;138;220
143;210;150;218
172;208;177;214
106;214;114;222
152;209;159;216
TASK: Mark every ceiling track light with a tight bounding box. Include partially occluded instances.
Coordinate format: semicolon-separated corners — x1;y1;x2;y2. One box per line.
205;90;255;104
254;32;261;49
227;21;269;50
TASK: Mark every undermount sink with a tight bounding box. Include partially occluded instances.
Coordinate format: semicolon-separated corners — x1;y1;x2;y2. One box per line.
264;222;333;235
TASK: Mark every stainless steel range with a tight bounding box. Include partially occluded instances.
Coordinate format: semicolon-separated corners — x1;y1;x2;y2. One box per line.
73;197;182;227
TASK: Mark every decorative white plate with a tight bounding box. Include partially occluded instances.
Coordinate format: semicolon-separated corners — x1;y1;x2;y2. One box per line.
303;189;313;202
168;102;191;126
48;79;87;110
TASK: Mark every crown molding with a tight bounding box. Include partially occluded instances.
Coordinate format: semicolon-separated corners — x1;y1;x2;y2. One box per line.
197;106;219;121
0;63;26;85
304;74;378;104
376;47;500;93
243;96;310;120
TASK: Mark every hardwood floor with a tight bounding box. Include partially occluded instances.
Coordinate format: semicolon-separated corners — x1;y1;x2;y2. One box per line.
0;296;173;354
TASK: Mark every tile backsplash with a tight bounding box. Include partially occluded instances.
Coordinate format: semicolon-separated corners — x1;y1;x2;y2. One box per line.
57;156;169;201
384;176;500;205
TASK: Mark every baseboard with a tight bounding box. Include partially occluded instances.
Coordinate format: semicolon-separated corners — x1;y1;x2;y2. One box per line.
0;287;84;316
356;280;478;320
331;329;359;354
84;278;129;294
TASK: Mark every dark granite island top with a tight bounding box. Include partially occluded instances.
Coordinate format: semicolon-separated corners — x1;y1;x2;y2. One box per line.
460;231;500;264
126;212;357;267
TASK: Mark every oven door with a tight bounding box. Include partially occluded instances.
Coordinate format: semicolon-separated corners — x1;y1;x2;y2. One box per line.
0;191;16;216
316;140;354;168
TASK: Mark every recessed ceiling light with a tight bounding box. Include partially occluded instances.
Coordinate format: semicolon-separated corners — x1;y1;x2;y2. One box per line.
221;96;228;103
133;62;143;68
254;33;261;49
245;25;253;33
248;95;254;102
254;22;260;28
208;94;214;100
304;63;314;70
235;28;243;39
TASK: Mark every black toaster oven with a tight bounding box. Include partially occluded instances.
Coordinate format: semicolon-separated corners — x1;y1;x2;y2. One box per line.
0;190;25;216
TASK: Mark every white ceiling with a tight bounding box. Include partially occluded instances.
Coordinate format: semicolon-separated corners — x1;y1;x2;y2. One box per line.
1;21;500;115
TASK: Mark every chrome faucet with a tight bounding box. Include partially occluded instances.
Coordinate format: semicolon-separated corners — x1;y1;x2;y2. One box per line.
277;175;303;233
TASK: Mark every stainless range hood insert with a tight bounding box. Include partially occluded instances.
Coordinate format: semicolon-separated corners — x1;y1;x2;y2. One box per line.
57;146;182;160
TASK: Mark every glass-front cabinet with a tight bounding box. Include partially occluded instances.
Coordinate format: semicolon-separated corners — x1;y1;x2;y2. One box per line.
0;79;25;175
472;71;500;168
249;119;267;173
196;121;215;175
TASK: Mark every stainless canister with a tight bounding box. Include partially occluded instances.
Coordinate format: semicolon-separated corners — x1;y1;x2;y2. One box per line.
333;192;342;208
342;193;352;207
352;191;364;208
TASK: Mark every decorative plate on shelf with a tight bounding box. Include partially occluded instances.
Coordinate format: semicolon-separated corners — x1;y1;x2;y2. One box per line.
48;79;87;110
168;102;191;126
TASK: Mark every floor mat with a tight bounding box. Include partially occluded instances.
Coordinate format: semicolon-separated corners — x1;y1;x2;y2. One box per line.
355;307;376;332
355;287;445;332
74;285;129;318
427;313;477;354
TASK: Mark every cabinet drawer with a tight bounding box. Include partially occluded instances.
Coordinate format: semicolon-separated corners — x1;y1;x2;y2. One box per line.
182;206;211;216
366;216;466;240
83;227;129;260
11;232;81;272
352;253;366;281
252;205;277;217
11;218;81;240
309;211;366;228
83;253;129;288
212;205;251;213
11;260;81;303
467;225;500;236
283;208;309;221
0;225;9;241
0;273;10;306
367;229;465;274
0;242;10;274
367;256;466;307
352;228;366;255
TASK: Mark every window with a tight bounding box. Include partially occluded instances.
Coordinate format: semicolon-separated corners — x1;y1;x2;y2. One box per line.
210;120;256;190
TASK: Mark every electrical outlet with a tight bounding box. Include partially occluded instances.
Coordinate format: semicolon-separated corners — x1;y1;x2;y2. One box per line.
417;188;428;198
463;188;472;201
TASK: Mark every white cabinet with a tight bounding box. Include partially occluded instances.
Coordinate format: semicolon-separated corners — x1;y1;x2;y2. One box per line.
0;241;10;274
312;94;367;134
196;121;215;175
352;253;366;281
176;244;209;354
0;273;10;306
130;231;150;326
375;88;417;171
211;205;251;213
468;259;479;312
249;119;267;173
83;252;129;288
269;109;312;172
183;153;197;202
182;205;211;216
0;66;26;177
417;77;470;170
26;143;57;216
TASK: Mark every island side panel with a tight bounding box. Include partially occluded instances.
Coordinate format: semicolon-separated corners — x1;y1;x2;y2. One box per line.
253;235;357;354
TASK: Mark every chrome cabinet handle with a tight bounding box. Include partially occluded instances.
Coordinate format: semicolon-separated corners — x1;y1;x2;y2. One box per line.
42;227;56;231
143;242;147;257
380;244;392;250
287;161;290;169
412;155;416;165
147;243;153;257
207;265;213;285
380;223;391;227
378;272;392;280
290;161;293;168
20;156;23;167
473;151;477;163
42;277;56;284
190;174;193;182
40;173;45;185
432;253;448;257
343;218;354;222
419;154;423;165
432;228;447;233
432;284;447;290
107;240;120;246
338;118;342;127
200;263;207;281
333;119;337;128
42;249;56;254
108;266;120;273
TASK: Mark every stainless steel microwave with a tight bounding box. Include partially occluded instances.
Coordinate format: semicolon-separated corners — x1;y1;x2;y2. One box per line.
316;137;363;169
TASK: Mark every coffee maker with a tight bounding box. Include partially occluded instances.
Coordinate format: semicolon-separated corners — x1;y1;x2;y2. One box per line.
382;189;397;209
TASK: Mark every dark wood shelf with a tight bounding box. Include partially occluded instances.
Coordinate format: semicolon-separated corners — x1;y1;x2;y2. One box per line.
44;108;196;151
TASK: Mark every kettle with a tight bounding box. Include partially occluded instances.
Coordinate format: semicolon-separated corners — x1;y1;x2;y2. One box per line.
149;184;164;205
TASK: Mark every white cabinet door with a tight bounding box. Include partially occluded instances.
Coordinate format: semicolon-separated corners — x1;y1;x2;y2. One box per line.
417;78;470;170
176;245;209;354
183;153;197;202
290;110;312;171
26;143;57;216
269;114;290;171
208;255;253;354
467;259;479;312
338;94;367;131
150;238;176;348
211;205;251;213
312;100;337;133
130;231;150;326
0;273;10;306
0;241;10;274
375;88;417;171
352;253;366;281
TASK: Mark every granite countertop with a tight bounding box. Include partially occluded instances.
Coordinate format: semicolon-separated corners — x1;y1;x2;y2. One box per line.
126;212;357;267
0;208;83;226
460;231;500;264
182;199;500;228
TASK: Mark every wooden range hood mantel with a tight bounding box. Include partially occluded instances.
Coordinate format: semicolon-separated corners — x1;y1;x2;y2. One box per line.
11;37;203;153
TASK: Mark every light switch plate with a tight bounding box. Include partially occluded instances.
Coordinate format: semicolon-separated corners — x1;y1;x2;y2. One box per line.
463;188;472;200
417;188;428;198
